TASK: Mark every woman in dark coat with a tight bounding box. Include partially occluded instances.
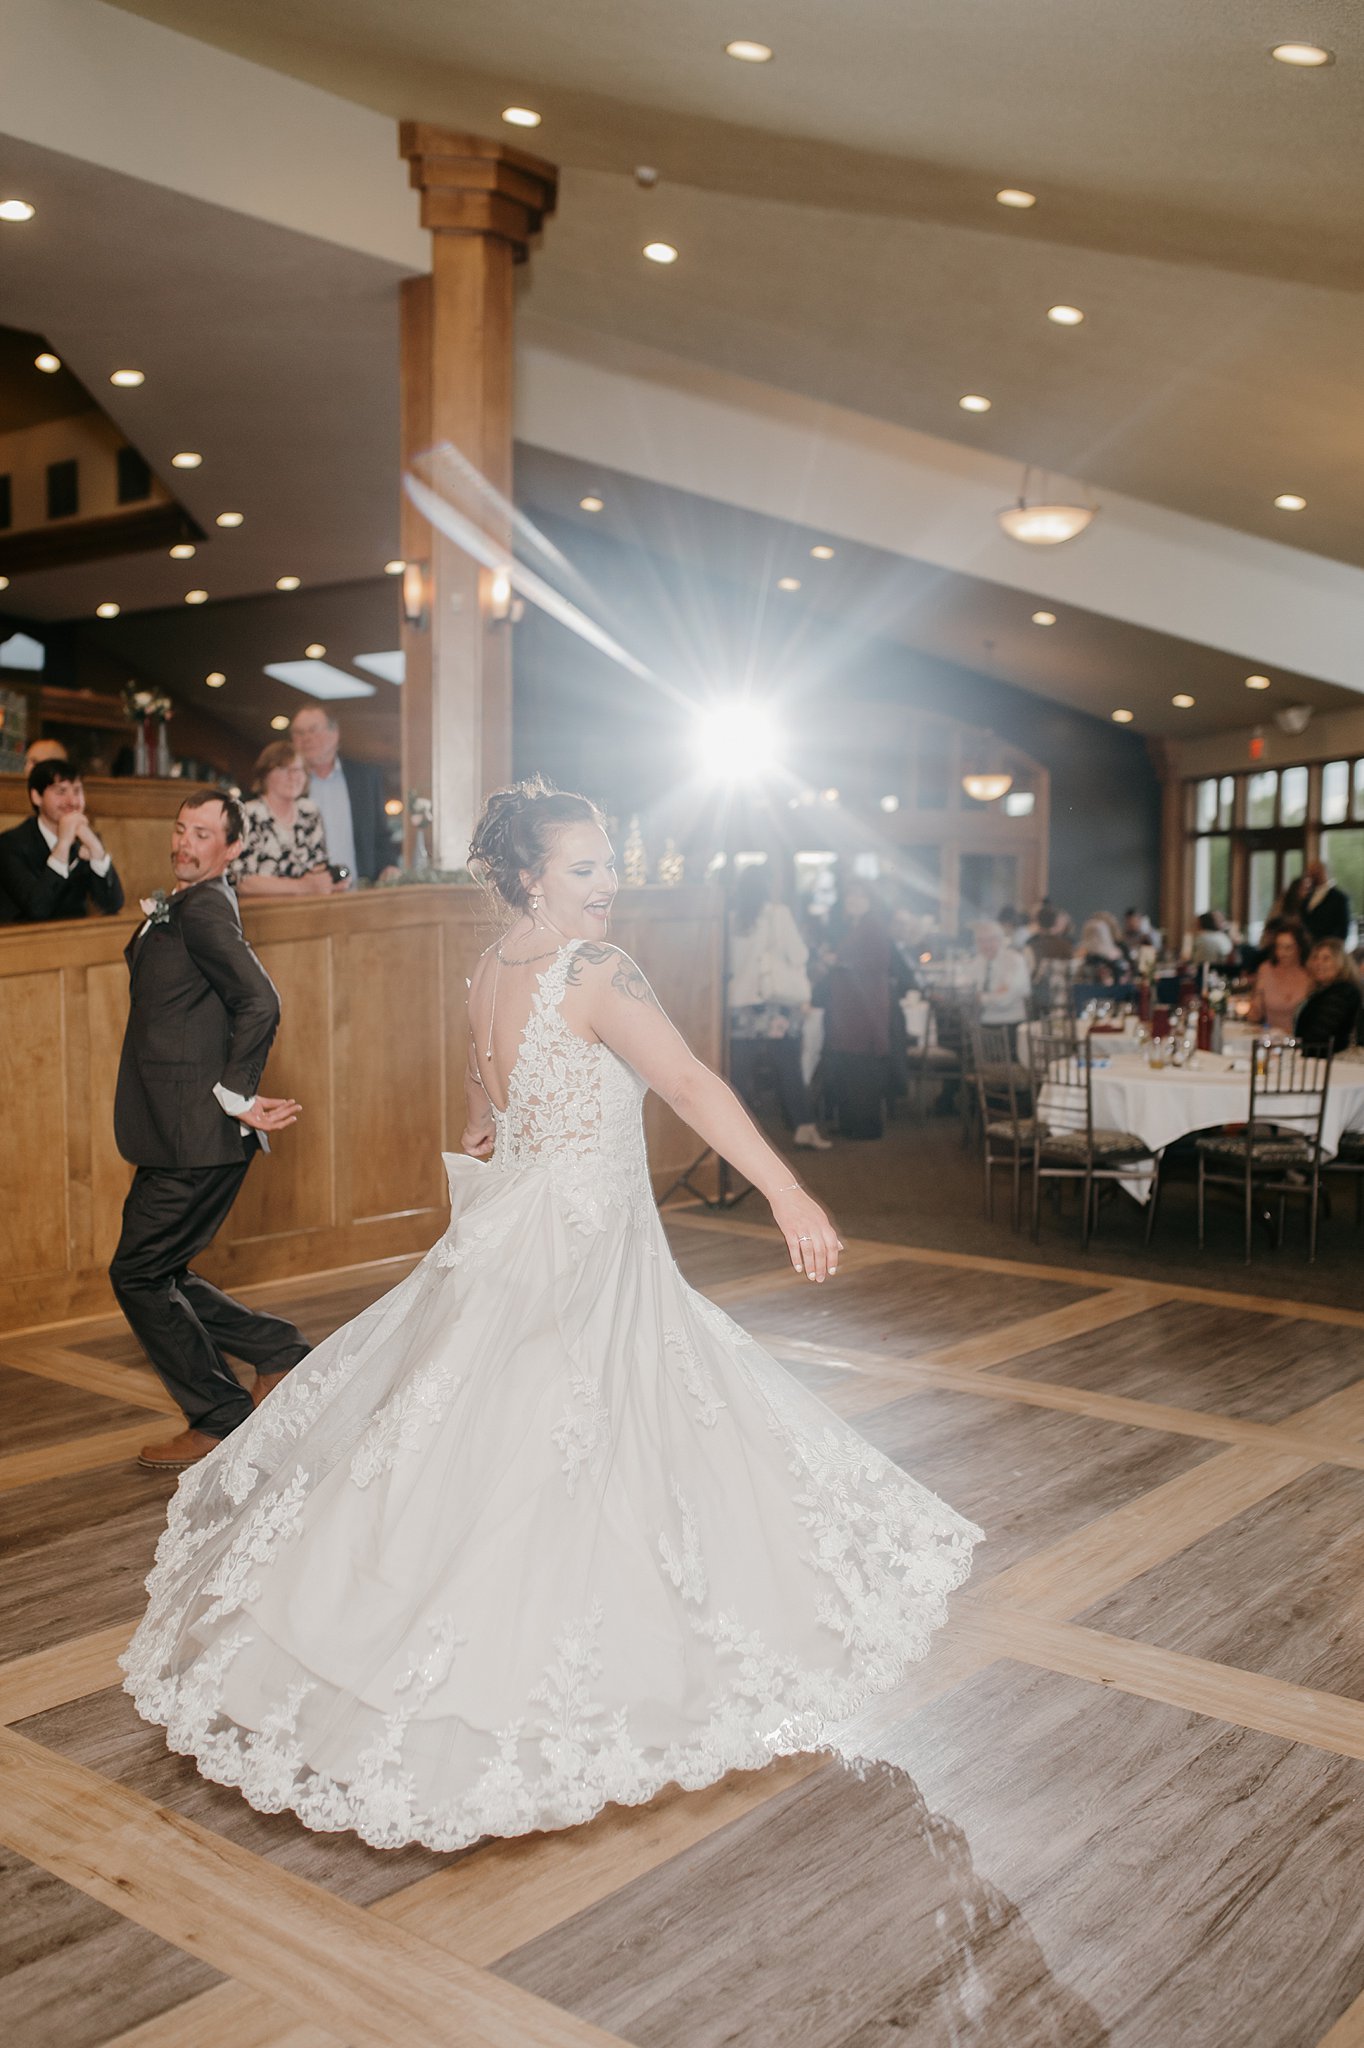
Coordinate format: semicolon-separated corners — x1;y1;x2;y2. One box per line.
822;885;894;1139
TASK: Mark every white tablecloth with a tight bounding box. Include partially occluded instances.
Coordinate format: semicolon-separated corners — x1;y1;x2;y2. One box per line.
1039;1048;1364;1202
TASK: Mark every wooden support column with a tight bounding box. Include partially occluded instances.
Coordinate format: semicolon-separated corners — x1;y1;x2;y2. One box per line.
398;125;557;870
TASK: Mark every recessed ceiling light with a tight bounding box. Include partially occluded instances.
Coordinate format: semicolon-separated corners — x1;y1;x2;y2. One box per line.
185;589;208;604
1270;43;1334;67
1047;305;1084;326
171;452;202;469
110;369;145;387
384;558;406;575
1172;693;1195;708
810;544;835;560
501;106;542;127
0;577;9;592
879;794;900;812
305;642;326;658
1111;708;1134;723
276;575;301;591
270;714;291;730
1245;674;1272;690
215;511;244;528
643;241;678;264
205;671;226;688
95;602;120;619
959;394;992;413
34;352;60;373
995;189;1036;209
0;199;35;222
169;543;196;559
579;495;604;512
1031;610;1057;625
725;39;773;62
777;576;801;591
1274;493;1306;511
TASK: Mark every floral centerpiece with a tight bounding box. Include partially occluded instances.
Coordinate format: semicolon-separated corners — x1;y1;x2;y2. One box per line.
375;793;473;887
121;681;175;777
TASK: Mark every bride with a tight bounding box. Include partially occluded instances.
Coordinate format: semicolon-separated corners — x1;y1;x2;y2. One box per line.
122;780;983;1851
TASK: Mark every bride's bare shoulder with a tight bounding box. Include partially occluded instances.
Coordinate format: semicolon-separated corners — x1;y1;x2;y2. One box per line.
565;942;659;1008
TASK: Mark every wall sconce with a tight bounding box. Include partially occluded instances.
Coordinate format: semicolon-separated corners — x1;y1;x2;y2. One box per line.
401;560;428;629
488;567;524;625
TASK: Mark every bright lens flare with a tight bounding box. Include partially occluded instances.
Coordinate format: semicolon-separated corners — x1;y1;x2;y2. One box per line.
693;702;781;784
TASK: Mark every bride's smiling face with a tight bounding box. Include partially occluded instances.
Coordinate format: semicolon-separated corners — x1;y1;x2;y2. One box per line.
523;822;618;939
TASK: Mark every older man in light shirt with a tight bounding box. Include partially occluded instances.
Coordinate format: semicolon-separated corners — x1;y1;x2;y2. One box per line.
967;919;1033;1029
290;704;398;885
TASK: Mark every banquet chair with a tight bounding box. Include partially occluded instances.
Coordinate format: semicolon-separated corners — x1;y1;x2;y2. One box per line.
1324;1127;1364;1228
970;1019;1036;1229
1028;1031;1161;1250
910;989;972;1126
1195;1042;1333;1263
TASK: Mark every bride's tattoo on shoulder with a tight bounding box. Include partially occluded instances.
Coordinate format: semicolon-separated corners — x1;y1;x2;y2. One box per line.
566;943;660;1007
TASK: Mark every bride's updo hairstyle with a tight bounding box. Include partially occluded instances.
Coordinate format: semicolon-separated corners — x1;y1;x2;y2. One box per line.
469;777;606;918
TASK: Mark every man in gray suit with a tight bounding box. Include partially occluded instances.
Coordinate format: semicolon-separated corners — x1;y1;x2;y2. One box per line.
110;789;309;1470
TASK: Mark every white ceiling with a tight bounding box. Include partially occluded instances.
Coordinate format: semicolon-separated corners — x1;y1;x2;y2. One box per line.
109;0;1364;285
94;0;1364;571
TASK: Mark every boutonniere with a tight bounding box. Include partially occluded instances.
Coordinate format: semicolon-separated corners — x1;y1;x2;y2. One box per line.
139;890;173;927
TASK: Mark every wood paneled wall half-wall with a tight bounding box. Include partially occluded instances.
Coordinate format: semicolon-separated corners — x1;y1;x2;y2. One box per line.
0;884;722;1333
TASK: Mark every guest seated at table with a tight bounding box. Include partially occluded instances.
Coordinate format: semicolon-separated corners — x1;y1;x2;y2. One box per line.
1123;906;1158;953
233;741;348;898
1294;939;1363;1052
0;759;125;923
1247;922;1311;1037
967;919;1032;1029
1189;910;1235;966
1076;913;1128;983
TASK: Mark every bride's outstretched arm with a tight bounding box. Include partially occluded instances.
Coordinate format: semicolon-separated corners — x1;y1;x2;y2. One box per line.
569;944;841;1282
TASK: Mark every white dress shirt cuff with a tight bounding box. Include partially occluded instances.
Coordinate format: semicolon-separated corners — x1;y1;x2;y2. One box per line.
213;1082;262;1144
46;851;71;879
89;853;112;878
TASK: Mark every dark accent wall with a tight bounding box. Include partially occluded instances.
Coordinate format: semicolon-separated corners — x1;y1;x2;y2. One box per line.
510;517;1162;924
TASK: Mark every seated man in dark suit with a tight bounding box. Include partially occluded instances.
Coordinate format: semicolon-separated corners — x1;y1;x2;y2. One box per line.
0;759;125;922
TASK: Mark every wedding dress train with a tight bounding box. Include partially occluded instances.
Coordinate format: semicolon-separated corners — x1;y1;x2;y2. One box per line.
122;940;983;1851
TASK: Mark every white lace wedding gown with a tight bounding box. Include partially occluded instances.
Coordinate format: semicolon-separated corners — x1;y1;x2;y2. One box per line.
122;940;983;1851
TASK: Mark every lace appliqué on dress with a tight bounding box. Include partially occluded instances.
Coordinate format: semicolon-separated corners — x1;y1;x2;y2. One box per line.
658;1482;707;1604
664;1326;725;1427
551;1363;611;1496
350;1361;462;1489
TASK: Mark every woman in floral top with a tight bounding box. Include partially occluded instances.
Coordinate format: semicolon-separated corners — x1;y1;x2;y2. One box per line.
234;741;346;897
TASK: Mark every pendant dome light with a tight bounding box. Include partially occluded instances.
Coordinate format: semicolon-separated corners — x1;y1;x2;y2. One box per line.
998;467;1097;546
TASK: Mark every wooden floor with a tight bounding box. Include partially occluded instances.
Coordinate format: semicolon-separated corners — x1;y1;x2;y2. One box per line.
5;1215;1364;2047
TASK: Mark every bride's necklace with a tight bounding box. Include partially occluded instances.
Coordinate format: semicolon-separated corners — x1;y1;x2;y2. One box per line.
485;907;571;1059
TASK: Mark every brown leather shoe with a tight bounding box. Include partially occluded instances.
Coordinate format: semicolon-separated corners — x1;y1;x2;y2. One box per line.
251;1370;290;1407
137;1428;220;1471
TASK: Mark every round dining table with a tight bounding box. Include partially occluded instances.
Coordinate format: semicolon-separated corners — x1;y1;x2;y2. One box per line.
1038;1040;1364;1203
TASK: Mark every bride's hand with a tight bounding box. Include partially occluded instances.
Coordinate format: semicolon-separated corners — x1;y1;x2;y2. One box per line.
461;1123;495;1159
769;1186;843;1283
